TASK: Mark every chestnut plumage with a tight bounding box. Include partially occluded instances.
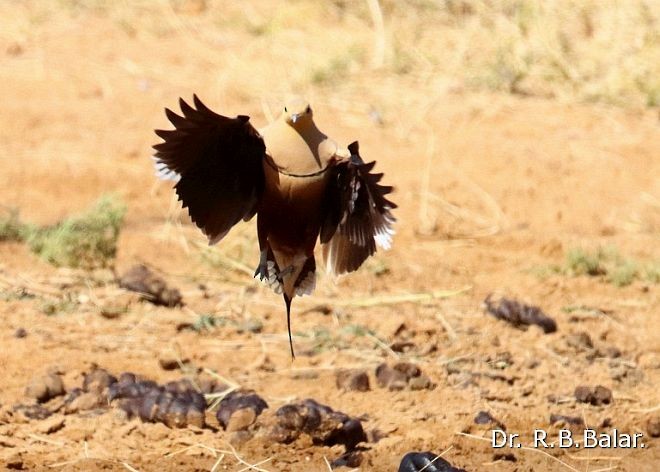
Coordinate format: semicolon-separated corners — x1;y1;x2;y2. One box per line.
153;95;396;357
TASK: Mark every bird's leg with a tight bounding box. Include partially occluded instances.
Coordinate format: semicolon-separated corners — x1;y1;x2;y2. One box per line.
254;215;271;281
278;265;295;278
254;249;269;281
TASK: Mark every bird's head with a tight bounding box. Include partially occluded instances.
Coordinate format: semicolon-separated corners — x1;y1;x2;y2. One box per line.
282;97;313;127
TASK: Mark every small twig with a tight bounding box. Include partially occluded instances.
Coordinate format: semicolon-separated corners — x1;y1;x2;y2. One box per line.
235;456;273;472
419;445;453;472
225;442;272;472
435;312;458;341
121;462;140;472
631;403;660;413
570;456;622;462
210;454;226;472
367;332;400;360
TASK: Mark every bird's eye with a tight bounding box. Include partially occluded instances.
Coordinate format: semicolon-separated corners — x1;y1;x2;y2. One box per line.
284;107;288;112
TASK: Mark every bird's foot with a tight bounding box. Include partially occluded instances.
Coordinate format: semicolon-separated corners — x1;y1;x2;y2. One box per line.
254;262;269;281
254;250;272;281
279;265;295;278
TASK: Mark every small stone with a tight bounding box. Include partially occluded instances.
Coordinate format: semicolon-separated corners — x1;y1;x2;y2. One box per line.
566;332;593;351
393;362;421;378
574;385;612;406
14;328;27;338
646;417;660;437
574;386;592;403
409;374;434;391
474;411;505;430
375;364;408;390
36;415;65;434
390;341;416;353
5;454;24;470
592;386;613;405
25;373;65;403
376;362;431;391
550;414;584;426
335;369;370;392
493;452;516;462
158;356;183;371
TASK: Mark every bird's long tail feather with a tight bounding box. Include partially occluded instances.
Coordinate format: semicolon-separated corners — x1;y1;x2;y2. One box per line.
283;294;295;359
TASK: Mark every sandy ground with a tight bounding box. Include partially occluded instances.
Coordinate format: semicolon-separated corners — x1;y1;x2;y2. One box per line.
1;2;659;471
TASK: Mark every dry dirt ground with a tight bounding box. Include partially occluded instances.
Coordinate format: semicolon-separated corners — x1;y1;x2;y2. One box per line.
1;2;659;471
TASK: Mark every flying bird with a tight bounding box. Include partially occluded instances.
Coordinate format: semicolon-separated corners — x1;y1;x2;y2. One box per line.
153;95;395;357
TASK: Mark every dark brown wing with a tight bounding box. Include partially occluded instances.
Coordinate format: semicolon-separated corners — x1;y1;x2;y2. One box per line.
320;141;396;275
153;95;266;244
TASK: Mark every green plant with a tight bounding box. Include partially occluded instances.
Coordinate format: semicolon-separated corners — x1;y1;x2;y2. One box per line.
607;261;638;287
644;262;660;283
0;209;32;242
191;314;229;332
27;195;126;269
565;247;609;276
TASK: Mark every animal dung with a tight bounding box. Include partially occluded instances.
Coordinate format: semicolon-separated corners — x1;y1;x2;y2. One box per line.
484;295;557;333
376;362;434;391
119;264;183;307
269;398;366;450
398;452;467;472
216;390;268;431
12;403;52;421
574;385;613;406
109;375;206;428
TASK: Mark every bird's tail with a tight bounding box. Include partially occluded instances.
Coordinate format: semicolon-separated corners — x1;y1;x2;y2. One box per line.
283;293;295;359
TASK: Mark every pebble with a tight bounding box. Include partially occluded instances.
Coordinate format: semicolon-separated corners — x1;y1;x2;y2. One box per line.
25;373;65;403
335;369;370;392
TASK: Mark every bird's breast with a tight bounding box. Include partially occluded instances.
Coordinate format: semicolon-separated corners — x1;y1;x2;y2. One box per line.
262;161;328;210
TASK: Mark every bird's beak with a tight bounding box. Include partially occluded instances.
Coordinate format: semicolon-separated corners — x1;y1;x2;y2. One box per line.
291;114;300;124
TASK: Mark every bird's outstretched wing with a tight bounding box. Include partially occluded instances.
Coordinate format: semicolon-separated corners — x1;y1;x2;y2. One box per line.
320;141;396;275
153;95;266;244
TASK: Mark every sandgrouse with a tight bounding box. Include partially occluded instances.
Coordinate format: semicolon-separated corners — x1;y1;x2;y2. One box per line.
153;96;395;357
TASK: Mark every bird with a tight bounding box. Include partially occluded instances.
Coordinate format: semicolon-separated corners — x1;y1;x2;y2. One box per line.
152;95;395;357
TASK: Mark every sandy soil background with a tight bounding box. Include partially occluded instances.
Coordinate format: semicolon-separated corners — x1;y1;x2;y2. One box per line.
1;1;659;471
